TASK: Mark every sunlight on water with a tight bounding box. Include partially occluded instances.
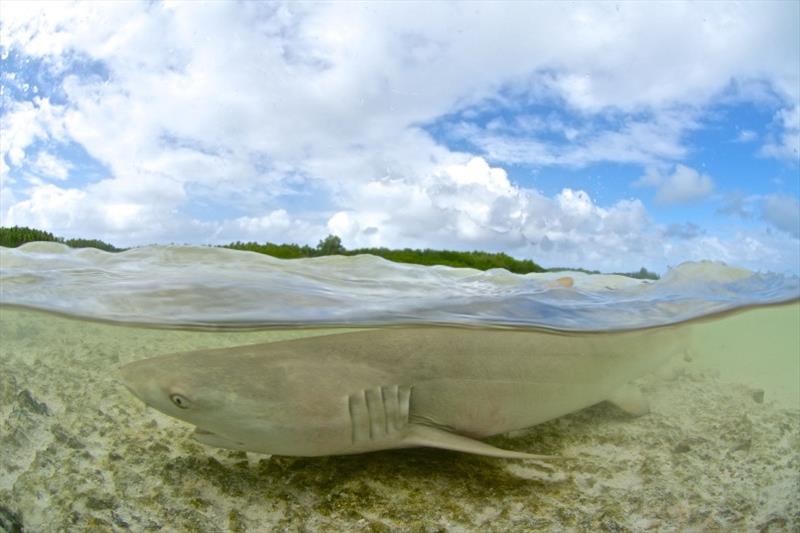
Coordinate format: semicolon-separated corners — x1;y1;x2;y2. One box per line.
1;242;798;330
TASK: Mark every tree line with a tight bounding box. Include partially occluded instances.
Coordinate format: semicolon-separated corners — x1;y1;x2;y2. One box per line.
220;235;546;273
0;226;122;252
0;226;658;279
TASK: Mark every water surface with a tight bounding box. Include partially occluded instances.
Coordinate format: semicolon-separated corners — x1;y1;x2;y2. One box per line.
1;242;797;330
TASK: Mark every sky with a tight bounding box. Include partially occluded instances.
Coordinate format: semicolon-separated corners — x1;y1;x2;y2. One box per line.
1;1;798;273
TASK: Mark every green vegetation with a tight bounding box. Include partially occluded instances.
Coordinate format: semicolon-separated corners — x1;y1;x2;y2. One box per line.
0;226;123;252
317;234;346;255
611;266;660;281
222;236;543;273
548;266;660;280
224;240;316;259
63;238;122;253
343;247;545;274
0;225;659;279
0;226;62;247
547;266;601;275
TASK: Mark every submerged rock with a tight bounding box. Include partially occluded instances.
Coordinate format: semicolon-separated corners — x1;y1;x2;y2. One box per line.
672;440;691;453
751;388;765;404
17;389;51;416
0;505;23;533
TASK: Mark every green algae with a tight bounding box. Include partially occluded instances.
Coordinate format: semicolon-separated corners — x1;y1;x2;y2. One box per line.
228;508;246;532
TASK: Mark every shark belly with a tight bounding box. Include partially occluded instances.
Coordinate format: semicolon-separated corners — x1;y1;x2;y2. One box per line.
409;379;615;438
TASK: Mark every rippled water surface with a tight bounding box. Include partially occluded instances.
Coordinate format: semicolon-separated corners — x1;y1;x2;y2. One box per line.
1;242;798;330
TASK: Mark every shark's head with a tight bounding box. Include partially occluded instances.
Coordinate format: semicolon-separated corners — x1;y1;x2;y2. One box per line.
118;348;290;453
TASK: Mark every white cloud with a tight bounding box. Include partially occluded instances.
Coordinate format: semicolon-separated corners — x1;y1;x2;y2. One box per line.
760;105;800;163
668;229;797;273
717;192;800;240
216;210;325;245
662;222;704;240
762;194;800;238
634;167;664;188
656;165;714;204
29;152;71;180
4;183;87;231
0;98;67;171
716;192;758;219
468;110;694;168
735;129;757;143
636;164;714;205
1;2;796;189
1;178;325;247
321;157;658;270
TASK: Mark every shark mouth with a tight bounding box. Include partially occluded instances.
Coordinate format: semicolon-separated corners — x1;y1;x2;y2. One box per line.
191;427;246;449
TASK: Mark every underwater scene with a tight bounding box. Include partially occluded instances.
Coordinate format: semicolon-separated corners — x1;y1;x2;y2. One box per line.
1;243;798;532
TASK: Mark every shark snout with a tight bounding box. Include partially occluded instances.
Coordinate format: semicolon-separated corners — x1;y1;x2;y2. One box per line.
117;359;159;406
117;361;140;392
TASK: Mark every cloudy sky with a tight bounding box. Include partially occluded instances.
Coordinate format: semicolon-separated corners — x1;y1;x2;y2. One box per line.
1;1;798;273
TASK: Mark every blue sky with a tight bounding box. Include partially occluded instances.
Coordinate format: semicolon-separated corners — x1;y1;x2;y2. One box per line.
1;1;798;273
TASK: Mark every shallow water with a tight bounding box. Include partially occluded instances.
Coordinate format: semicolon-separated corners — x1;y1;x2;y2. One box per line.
1;246;798;531
0;305;798;531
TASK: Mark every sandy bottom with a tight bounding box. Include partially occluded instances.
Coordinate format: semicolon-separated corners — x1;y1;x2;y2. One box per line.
1;305;798;532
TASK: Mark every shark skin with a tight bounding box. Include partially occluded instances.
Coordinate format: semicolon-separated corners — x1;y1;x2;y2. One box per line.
118;325;687;460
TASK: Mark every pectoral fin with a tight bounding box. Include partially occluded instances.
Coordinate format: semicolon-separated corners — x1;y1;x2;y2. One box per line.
349;385;560;461
404;424;560;461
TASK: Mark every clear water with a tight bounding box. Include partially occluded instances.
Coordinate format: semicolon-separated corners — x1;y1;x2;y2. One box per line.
1;244;798;531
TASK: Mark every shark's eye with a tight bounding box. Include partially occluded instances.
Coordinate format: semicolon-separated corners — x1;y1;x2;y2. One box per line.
170;393;190;409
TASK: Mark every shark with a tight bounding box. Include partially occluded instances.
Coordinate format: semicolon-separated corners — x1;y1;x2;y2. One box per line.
118;325;686;460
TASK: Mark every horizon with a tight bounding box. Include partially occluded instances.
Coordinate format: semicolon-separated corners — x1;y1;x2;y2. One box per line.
2;224;662;275
1;2;799;274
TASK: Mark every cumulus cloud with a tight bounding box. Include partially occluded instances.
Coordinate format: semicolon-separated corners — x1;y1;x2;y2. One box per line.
445;107;696;168
0;97;67;171
322;157;660;271
655;165;714;204
663;222;704;240
717;193;799;240
634;164;714;205
2;2;797;189
324;157;527;250
762;194;800;238
760;105;800;163
215;210;325;245
716;192;757;219
28;152;71;181
4;179;178;243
